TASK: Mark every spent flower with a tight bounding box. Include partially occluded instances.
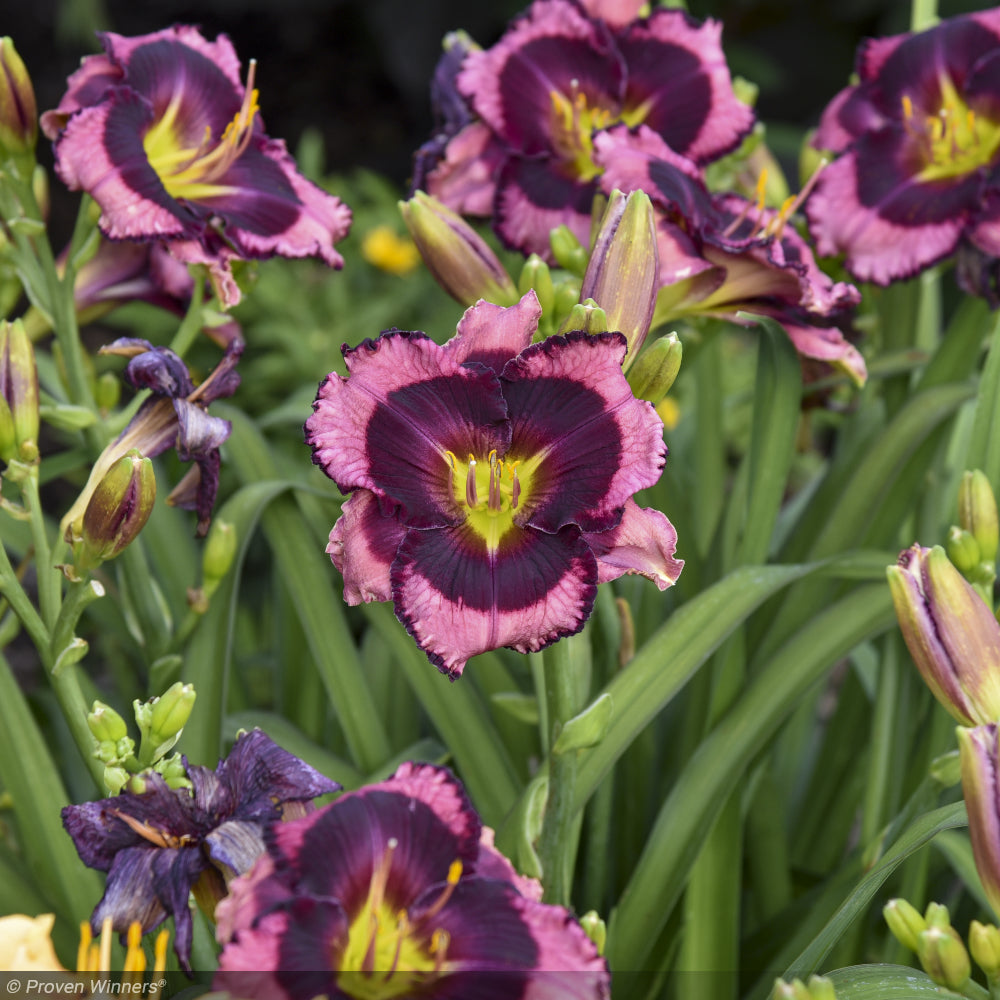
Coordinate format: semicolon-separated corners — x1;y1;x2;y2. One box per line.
41;26;351;306
306;291;682;676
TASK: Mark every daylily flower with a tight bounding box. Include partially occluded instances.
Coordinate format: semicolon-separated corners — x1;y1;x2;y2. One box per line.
40;26;351;306
305;291;682;676
61;729;340;972
61;330;242;541
415;0;753;259
215;762;609;999
0;914;66;971
594;126;866;384
806;10;1000;286
888;544;1000;727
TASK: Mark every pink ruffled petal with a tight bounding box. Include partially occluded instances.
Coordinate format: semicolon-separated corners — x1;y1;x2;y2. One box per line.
423;121;504;217
780;318;868;387
326;490;406;605
583;499;683;589
443;292;541;374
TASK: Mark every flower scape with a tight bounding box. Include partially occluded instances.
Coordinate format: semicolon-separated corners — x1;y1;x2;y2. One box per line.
10;2;1000;998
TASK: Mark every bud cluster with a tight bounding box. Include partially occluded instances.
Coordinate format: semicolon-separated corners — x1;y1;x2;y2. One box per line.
883;899;978;993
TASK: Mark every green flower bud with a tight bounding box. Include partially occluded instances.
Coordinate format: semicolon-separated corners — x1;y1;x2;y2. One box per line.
0;318;39;464
518;255;555;317
149;682;196;748
578;911;606;956
549;225;588;276
916;925;971;991
75;449;156;571
803;976;837;1000
202;518;237;597
883;897;927;952
970;920;1000;981
959;469;999;576
771;978;810;1000
87;701;128;743
0;38;37;160
947;526;982;579
628;332;683;404
102;766;129;796
156;753;192;791
399;192;517;306
924;901;952;930
558;299;608;336
579;189;659;369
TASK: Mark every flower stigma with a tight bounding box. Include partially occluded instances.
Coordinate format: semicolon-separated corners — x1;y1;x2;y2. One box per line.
902;77;1000;182
445;448;535;550
336;838;462;1000
143;60;261;199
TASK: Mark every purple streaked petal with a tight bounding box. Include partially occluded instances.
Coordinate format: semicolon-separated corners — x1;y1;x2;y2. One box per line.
306;332;509;528
90;846;171;937
781;317;868;387
391;522;598;677
583;499;683;589
616;11;754;163
122;346;194;397
53;94;198;241
174;398;232;456
805;150;966;285
326;490;405;605
204;819;267;877
458;0;624;156
422;122;504;218
443;292;542;374
502;332;665;533
494;155;599;259
40;52;122;139
813;83;886;153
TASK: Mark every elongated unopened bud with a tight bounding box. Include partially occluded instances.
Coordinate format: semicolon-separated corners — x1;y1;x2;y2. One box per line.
628;332;682;404
0;318;39;463
883;897;926;952
0;37;37;158
970;920;1000;981
400;191;517;306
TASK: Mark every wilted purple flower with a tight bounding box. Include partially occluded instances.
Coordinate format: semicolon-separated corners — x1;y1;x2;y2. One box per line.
62;331;242;540
594;126;866;384
61;729;340;972
806;10;1000;288
888;543;1000;726
215;762;609;999
305;291;682;677
415;0;753;259
41;26;351;306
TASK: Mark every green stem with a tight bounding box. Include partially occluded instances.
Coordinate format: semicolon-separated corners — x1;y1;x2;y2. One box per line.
167;277;206;359
537;634;587;906
910;0;938;31
20;467;60;630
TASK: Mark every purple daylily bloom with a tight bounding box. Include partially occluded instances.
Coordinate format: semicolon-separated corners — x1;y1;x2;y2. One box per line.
215;762;609;999
806;10;1000;287
41;26;352;306
415;0;753;259
61;729;340;972
305;291;682;677
595;126;867;385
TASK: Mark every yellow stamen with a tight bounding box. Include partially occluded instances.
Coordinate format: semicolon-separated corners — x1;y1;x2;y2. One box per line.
76;922;92;973
98;916;113;973
902;94;914;120
153;930;169;975
123;922;146;975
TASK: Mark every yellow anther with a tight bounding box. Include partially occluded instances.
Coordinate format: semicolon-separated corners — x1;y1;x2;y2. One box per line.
444;450;457;470
755;167;768;215
123;922;146;975
153;929;169;975
902;94;914;120
447;859;463;884
77;922;92;973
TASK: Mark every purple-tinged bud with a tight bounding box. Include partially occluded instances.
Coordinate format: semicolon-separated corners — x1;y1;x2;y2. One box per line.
916;925;971;991
580;189;659;369
970;920;1000;982
883;897;926;952
0;319;38;464
628;332;683;404
959;470;999;572
0;38;37;159
887;544;1000;725
399;191;517;306
959;725;1000;920
76;449;156;571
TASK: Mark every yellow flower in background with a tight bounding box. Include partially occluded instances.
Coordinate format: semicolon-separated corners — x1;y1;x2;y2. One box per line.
361;225;421;275
657;396;680;431
0;914;66;971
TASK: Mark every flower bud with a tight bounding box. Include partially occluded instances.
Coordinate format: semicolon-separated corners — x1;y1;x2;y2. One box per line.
959;724;1000;919
916;925;971;991
579;189;659;368
578;911;606;956
628;332;683;404
87;701;128;743
550;225;588;276
399;191;517;306
0;38;37;159
883;897;927;952
149;682;196;749
771;978;810;1000
887;544;1000;725
518;255;555;317
959;469;999;577
923;901;951;930
75;449;156;571
558;299;609;337
947;525;982;579
103;766;129;796
202;518;237;597
0;319;39;463
970;920;1000;981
